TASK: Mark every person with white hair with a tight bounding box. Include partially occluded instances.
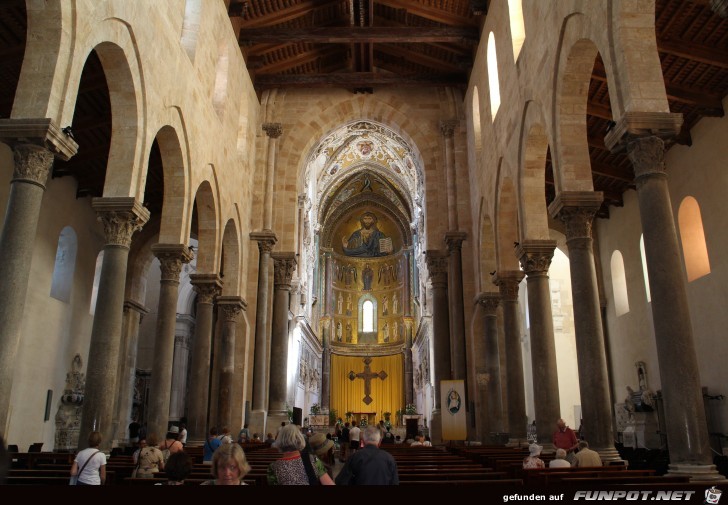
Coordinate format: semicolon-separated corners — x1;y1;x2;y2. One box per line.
549;448;571;468
523;443;545;469
335;425;399;485
267;424;334;485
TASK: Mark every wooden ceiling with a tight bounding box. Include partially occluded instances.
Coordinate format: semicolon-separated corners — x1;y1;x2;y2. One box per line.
0;1;726;221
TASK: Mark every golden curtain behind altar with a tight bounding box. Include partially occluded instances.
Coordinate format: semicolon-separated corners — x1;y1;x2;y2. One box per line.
331;354;403;422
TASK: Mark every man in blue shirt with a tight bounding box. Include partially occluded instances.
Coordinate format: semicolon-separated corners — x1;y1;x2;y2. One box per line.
203;427;222;464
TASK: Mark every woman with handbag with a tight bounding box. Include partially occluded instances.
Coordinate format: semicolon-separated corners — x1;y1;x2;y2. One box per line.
70;431;106;485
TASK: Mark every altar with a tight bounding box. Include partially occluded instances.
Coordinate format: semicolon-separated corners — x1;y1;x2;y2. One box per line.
351;412;377;426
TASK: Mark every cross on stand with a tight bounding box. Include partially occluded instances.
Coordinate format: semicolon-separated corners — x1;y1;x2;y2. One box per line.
348;357;387;405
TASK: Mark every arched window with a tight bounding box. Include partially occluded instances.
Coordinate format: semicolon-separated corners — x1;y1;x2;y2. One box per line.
640;235;651;302
610;250;629;316
358;294;377;334
472;86;482;155
50;226;77;302
89;250;104;315
212;40;229;120
678;196;711;282
507;0;526;61
181;0;202;62
487;32;501;120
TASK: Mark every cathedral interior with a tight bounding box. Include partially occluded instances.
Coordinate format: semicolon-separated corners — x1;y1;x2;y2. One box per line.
0;0;727;484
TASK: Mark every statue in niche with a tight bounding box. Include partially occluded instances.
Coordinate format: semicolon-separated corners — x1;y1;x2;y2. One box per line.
346;322;353;343
337;293;343;314
336;321;343;342
346;293;352;316
382;295;389;316
362;264;374;290
392;294;399;314
341;212;391;257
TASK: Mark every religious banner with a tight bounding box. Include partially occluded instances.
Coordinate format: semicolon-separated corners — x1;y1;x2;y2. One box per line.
441;380;466;441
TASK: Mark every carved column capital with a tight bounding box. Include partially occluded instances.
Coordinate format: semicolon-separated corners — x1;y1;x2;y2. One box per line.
475;292;500;315
626;136;667;182
11;144;54;188
0;118;78;161
548;191;603;242
190;273;223;304
152;244;194;282
272;252;297;289
516;240;556;276
92;198;150;248
218;296;247;322
492;270;525;302
250;230;278;254
425;250;449;288
262;122;283;139
603;111;683;153
439;119;458;138
444;231;467;253
123;299;149;317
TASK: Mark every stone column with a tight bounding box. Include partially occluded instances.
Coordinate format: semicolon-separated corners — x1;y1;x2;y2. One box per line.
0;119;77;435
169;314;195;421
267;252;296;427
440;119;459;231
146;244;194;440
404;318;414;405
549;192;621;462
113;300;148;444
249;231;276;435
79;198;149;449
477;292;505;438
216;296;246;430
425;250;451;444
321;327;331;412
606;113;722;481
516;241;560;450
262;123;282;230
186;274;222;442
493;271;527;445
445;232;467;383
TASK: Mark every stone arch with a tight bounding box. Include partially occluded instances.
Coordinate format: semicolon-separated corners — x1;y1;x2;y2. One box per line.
518;101;551;240
191;178;220;275
154;124;190;245
220;218;241;296
494;164;520;272
2;0;27;118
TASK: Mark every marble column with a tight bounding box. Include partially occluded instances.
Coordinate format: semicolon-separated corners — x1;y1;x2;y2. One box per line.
549;192;621;462
262;123;282;230
79;198;149;449
425;250;451;444
440;119;459;231
477;292;505;438
493;271;527;445
267;252;296;426
445;232;468;384
516;240;560;450
606;113;722;481
146;244;194;440
169;314;195;421
113;300;148;444
249;231;276;435
0;119;77;435
186;274;222;442
216;296;246;430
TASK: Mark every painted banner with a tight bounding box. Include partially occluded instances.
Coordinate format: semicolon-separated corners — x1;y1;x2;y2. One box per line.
441;380;466;441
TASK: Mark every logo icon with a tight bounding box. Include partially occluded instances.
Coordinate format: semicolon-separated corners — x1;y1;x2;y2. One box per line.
447;388;461;415
706;487;722;504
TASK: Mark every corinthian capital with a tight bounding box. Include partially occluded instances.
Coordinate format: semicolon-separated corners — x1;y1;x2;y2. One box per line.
439;119;458;138
250;230;278;254
626;136;667;181
548;192;603;242
492;270;524;302
272;252;297;289
444;231;467;252
218;296;247;322
152;244;194;282
11;144;54;187
476;292;500;315
190;273;223;304
425;250;449;287
516;240;556;276
92;198;150;248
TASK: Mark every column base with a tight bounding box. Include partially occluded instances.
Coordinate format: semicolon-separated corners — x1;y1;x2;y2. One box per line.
668;463;728;483
429;410;442;445
594;445;624;465
267;411;290;433
249;410;268;440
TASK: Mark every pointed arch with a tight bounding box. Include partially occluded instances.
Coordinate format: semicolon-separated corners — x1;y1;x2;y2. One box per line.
494;163;520;271
518;101;551;241
478;201;497;291
191;179;219;274
155;125;190;244
507;0;526;62
487;32;501;121
220;218;241;296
